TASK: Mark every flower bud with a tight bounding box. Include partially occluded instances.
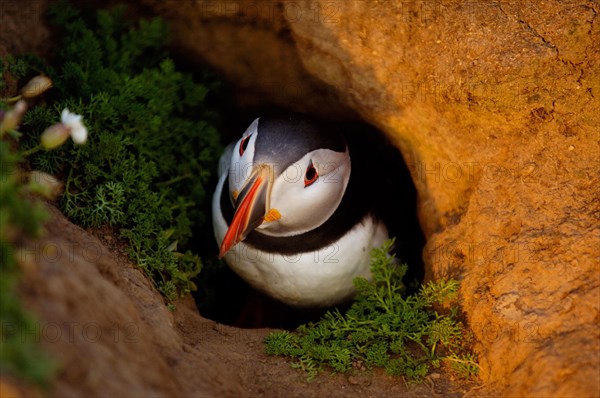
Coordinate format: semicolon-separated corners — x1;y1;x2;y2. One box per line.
21;75;53;98
40;123;70;149
29;170;64;199
0;100;27;135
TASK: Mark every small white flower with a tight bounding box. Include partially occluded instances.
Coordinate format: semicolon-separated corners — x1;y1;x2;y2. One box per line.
41;109;89;149
61;108;88;144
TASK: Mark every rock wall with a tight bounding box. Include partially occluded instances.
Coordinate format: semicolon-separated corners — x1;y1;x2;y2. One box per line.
138;0;600;395
137;0;352;119
287;2;599;396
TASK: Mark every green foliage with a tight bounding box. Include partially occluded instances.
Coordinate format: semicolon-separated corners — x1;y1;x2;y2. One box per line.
13;2;222;301
265;239;479;382
1;1;221;385
0;140;55;385
0;56;28;92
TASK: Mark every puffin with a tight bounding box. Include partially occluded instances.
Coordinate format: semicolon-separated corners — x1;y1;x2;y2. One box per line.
212;114;389;308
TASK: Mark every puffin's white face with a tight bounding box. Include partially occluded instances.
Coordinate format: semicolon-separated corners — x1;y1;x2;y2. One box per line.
219;117;351;257
258;148;350;236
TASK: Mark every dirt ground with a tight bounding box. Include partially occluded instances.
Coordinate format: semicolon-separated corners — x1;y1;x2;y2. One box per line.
175;297;483;398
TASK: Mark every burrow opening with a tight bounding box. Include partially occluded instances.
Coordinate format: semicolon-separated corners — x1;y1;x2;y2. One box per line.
189;98;426;329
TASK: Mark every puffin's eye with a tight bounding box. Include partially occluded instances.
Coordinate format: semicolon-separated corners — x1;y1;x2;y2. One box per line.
304;160;319;187
239;134;251;156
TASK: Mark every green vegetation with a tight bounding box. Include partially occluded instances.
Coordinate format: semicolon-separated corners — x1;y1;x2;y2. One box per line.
1;105;55;386
265;239;478;382
12;2;222;301
1;0;221;385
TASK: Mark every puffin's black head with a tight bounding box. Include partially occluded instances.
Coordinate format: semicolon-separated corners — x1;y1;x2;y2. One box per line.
253;115;346;175
220;114;351;257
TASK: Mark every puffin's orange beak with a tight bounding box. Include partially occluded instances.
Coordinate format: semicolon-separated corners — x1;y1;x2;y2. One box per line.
219;166;272;258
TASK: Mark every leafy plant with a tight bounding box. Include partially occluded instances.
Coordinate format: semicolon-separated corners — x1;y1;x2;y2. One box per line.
2;0;222;383
265;239;479;381
13;1;222;301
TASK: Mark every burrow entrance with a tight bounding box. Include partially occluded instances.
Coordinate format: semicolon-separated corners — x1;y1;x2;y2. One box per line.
191;101;426;329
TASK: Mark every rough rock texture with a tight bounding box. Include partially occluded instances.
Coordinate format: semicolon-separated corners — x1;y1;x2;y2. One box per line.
136;0;352;120
287;3;600;396
0;1;51;59
137;0;600;396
